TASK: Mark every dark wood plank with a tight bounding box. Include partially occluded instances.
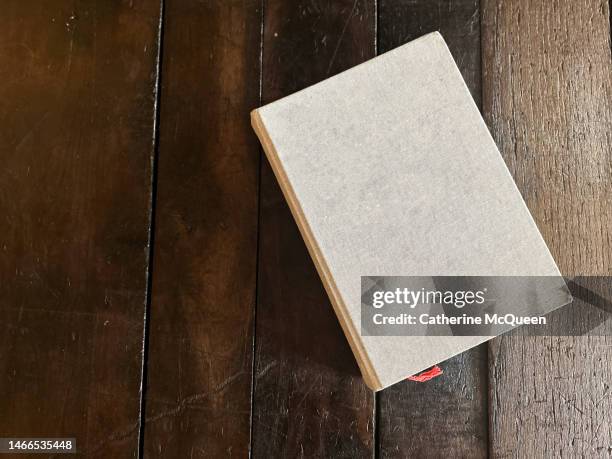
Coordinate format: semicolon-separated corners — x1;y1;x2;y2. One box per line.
252;1;376;457
141;1;261;457
376;1;488;457
0;1;161;456
482;0;612;456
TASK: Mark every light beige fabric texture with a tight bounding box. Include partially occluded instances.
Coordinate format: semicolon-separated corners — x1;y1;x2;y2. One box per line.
251;32;565;390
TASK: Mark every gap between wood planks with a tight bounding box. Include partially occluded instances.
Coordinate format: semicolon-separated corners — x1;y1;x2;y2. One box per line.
137;0;165;457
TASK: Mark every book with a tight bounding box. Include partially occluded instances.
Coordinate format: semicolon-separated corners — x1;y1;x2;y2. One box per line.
251;32;570;391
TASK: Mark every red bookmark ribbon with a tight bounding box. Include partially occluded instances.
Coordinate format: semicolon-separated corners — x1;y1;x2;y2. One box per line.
407;365;443;382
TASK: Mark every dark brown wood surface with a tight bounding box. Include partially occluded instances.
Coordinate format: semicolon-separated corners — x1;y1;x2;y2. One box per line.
141;0;261;457
0;1;161;457
2;1;611;457
251;1;376;457
376;1;488;457
482;0;612;456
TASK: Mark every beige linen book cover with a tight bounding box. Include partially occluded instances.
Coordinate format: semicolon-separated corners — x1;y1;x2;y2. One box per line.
251;32;568;391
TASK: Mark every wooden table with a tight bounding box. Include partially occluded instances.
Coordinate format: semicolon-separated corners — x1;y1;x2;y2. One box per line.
1;1;610;457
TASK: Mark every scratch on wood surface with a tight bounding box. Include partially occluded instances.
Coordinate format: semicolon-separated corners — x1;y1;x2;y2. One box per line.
256;361;277;379
326;0;358;75
147;371;245;423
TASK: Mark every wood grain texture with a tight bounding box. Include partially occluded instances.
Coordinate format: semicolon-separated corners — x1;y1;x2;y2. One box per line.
376;1;488;457
0;1;161;456
141;1;261;457
252;1;376;457
483;0;612;456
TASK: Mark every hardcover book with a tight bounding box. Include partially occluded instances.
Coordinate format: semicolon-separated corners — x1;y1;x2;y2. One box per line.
251;32;570;390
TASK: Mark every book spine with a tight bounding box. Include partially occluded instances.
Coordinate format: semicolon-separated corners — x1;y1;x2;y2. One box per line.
251;109;381;391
